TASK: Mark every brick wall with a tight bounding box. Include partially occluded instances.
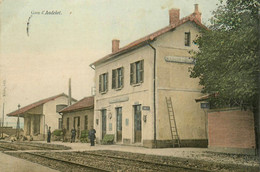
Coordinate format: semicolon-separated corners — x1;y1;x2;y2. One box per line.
208;109;256;149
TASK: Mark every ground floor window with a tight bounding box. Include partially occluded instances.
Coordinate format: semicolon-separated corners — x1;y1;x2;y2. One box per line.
67;118;70;131
84;115;88;130
58;118;62;129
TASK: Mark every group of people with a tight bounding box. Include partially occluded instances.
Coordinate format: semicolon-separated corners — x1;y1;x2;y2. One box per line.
46;126;96;146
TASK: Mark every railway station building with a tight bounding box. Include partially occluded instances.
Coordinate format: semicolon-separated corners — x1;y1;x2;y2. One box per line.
90;5;208;148
7;93;77;141
59;96;94;142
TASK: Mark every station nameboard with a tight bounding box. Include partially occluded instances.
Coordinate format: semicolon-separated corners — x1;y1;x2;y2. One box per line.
165;56;194;64
142;106;150;111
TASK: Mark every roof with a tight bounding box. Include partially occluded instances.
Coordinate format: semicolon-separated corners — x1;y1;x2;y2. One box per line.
195;93;219;102
7;93;77;117
90;12;207;67
59;96;94;113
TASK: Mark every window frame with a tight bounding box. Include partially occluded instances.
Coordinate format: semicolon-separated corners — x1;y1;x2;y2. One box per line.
185;32;191;46
130;60;144;85
99;72;109;93
112;67;124;90
84;115;88;130
66;117;70;131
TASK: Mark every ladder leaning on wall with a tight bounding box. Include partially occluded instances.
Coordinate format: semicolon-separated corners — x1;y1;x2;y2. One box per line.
165;97;181;148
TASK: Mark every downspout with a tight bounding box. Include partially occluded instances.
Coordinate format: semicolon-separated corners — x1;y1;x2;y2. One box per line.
147;42;157;148
43;114;45;140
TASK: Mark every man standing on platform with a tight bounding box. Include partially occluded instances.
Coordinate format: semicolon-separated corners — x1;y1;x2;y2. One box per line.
88;126;96;146
47;127;51;143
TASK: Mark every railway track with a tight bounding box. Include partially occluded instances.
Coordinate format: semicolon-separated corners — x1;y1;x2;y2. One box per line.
80;151;211;172
31;151;209;172
24;152;108;172
0;144;17;151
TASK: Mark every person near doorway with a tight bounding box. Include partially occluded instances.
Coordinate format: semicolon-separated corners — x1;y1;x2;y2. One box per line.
71;128;76;143
88;126;96;146
47;127;51;143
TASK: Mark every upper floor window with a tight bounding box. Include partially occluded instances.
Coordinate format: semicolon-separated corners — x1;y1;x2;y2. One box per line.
99;73;108;93
130;60;144;85
112;67;124;89
185;32;191;46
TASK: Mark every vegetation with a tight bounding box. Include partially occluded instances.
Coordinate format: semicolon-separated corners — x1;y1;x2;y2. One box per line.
80;130;89;143
52;129;62;136
190;0;259;109
101;134;114;145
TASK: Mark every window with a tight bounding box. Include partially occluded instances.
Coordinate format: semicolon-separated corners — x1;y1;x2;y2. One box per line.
99;73;108;93
185;32;191;46
130;60;144;85
67;117;69;131
58;118;62;129
112;67;124;89
73;117;80;129
84;115;88;130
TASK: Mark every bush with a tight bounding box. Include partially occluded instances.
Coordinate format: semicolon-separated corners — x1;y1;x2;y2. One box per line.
80;130;89;143
53;129;62;136
101;134;114;145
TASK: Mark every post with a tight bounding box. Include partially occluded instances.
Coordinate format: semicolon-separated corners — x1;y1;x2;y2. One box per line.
16;104;21;139
1;80;6;139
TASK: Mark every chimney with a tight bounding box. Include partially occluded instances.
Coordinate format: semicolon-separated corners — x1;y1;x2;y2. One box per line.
112;39;120;53
169;8;180;25
193;4;202;23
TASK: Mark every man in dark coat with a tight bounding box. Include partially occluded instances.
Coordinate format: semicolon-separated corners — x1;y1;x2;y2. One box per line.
47;127;51;143
88;126;96;146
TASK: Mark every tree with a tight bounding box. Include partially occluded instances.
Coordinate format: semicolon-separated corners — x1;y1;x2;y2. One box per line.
190;0;259;109
190;0;259;154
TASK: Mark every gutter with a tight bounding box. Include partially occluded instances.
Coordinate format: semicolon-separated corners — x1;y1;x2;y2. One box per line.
90;64;95;70
147;41;157;148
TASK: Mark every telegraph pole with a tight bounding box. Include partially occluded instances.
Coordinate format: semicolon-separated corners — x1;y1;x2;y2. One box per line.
68;78;72;106
1;80;6;139
16;104;20;140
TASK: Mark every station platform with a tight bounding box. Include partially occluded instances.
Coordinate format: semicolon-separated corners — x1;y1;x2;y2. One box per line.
0;152;58;172
0;141;258;171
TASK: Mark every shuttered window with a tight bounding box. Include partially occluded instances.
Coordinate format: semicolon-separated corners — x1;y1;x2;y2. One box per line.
185;32;191;46
99;73;108;93
112;67;124;89
67;118;70;131
84;115;88;130
130;60;144;85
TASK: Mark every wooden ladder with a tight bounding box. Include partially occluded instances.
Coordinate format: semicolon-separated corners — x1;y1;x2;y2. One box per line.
165;97;181;148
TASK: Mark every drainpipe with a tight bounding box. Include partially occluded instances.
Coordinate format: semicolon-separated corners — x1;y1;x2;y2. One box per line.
43;114;45;140
147;42;157;148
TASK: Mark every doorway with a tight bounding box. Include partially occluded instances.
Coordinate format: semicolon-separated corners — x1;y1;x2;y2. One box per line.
134;105;142;143
116;107;122;142
73;117;80;138
101;109;107;139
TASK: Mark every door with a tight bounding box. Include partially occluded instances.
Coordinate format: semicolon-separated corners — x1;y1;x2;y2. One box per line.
134;105;142;143
116;107;122;142
101;110;107;139
27;117;31;135
73;117;80;138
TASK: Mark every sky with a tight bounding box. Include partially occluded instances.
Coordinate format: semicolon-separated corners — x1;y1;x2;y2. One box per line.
0;0;219;127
